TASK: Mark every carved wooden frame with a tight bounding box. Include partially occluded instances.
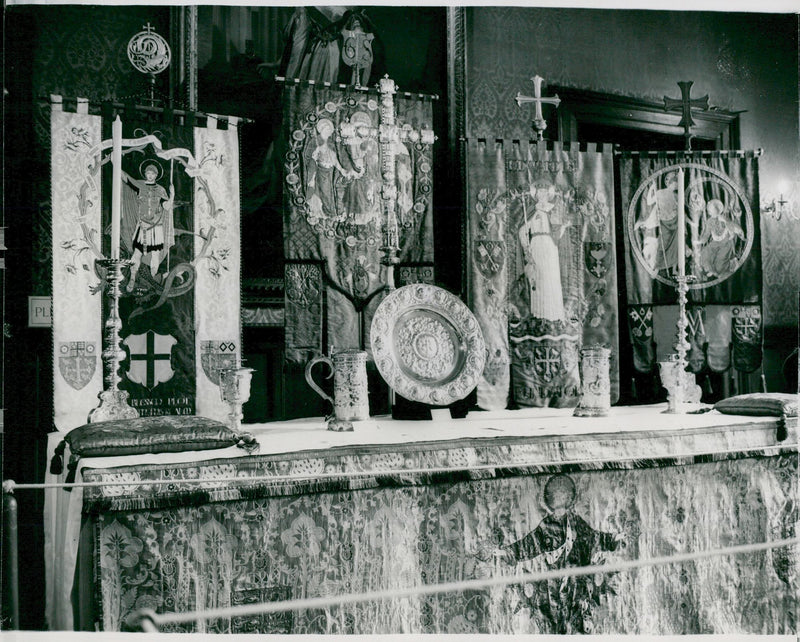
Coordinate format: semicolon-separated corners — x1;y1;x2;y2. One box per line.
549;85;741;149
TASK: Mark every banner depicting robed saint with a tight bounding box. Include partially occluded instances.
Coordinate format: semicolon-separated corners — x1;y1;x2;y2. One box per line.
466;140;619;409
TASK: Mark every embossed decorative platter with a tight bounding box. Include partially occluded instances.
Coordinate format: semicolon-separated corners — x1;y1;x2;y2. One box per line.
370;284;485;405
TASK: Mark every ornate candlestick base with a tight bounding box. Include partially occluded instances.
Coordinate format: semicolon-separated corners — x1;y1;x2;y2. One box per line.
659;355;703;414
89;389;139;423
219;367;254;435
89;258;139;423
659;275;702;414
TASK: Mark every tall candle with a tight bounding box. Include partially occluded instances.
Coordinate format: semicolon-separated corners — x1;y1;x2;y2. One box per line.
110;115;122;260
676;166;685;278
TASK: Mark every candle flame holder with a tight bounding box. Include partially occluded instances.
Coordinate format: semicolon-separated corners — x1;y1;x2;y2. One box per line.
219;366;254;435
88;258;139;423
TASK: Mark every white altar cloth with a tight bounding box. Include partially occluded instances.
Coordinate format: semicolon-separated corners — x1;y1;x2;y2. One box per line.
43;404;796;630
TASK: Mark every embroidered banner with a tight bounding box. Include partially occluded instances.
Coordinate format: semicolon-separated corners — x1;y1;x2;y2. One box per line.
51;98;241;430
51;97;104;429
193;117;242;420
281;82;435;363
619;152;762;374
87;452;796;634
467;141;619;408
465;139;510;410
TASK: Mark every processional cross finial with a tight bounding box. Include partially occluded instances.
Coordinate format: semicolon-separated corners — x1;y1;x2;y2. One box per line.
341;15;374;88
338;75;435;291
664;80;709;152
515;75;561;141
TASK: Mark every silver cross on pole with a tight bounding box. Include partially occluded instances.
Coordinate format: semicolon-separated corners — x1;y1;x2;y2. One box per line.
339;75;435;292
515;75;561;141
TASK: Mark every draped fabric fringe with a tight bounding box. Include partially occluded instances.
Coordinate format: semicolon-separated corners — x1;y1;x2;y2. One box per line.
470;138;613;154
79;444;796;515
466;141;764;158
615;149;763;158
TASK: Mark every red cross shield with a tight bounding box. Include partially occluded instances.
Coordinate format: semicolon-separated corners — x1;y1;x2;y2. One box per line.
124;330;177;390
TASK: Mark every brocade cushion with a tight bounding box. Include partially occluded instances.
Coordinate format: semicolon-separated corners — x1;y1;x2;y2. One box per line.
50;415;258;480
714;392;798;418
714;392;797;442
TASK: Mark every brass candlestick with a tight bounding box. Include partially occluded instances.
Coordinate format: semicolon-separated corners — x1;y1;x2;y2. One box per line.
88;258;139;423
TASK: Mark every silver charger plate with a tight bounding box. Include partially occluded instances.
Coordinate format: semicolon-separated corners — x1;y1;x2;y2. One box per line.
370;283;485;406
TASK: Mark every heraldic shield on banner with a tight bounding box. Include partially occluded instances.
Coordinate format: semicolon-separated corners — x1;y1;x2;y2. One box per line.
124;330;177;390
58;341;97;390
200;340;239;386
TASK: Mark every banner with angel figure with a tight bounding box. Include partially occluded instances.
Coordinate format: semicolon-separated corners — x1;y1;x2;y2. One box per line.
51;97;242;431
618;151;762;376
466;140;619;409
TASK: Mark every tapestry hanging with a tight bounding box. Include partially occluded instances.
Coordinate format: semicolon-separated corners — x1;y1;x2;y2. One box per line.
86;450;796;634
51;97;242;431
281;82;435;364
618;151;762;375
466;140;619;409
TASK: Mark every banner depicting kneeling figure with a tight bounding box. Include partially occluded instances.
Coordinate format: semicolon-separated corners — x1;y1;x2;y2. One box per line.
466;140;619;409
51;97;242;431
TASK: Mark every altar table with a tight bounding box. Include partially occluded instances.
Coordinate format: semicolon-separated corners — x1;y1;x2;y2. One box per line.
44;405;798;634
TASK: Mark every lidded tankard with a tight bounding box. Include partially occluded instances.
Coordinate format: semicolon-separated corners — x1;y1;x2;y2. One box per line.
305;349;370;426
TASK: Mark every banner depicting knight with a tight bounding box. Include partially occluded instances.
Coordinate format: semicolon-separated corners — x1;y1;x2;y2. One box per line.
51;99;242;430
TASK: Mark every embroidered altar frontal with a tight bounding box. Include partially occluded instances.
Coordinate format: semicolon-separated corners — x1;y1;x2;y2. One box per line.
281;82;435;362
466;140;620;410
51;97;242;430
83;443;796;634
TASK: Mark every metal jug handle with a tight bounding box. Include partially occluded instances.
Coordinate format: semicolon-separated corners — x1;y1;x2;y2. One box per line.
304;355;335;408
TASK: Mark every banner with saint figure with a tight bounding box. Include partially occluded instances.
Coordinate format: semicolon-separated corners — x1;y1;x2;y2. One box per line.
51;98;242;431
467;140;619;409
618;151;762;374
281;81;435;364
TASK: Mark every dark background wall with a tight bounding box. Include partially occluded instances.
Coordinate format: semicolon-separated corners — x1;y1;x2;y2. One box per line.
466;7;800;392
4;5;171;628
